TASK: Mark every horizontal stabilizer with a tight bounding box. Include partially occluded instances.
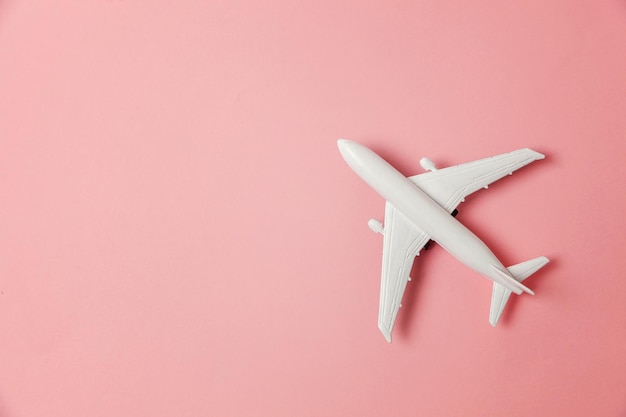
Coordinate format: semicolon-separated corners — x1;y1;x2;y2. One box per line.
490;265;534;295
489;256;549;326
508;256;550;281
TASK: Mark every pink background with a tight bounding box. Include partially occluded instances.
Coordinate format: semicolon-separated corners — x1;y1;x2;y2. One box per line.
1;1;626;416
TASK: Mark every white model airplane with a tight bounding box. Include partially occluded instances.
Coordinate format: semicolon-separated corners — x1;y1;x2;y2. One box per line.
337;139;549;342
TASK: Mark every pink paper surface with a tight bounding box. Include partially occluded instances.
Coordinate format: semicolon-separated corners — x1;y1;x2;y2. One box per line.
1;1;625;416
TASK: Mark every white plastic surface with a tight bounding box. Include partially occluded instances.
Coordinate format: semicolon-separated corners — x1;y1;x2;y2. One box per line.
489;256;550;326
337;139;549;342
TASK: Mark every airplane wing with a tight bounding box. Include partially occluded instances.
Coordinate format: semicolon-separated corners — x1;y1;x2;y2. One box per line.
378;202;431;343
409;148;544;214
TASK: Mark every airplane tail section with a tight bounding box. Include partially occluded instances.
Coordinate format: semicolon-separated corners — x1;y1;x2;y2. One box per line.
489;256;549;326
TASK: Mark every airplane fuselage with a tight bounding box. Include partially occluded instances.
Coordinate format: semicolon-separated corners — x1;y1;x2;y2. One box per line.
338;140;529;295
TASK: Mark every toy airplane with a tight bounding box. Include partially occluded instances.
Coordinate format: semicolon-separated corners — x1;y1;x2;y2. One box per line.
337;139;549;342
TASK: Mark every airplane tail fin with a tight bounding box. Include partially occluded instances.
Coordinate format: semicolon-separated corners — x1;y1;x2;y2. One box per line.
489;256;549;326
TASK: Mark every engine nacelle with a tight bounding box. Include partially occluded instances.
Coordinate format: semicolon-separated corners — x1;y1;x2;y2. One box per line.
420;157;437;172
368;218;384;235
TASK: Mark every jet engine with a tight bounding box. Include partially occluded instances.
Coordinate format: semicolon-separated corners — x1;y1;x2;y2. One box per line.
368;218;384;235
419;157;437;172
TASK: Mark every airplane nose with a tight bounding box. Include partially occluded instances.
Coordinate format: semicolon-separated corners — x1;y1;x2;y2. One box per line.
337;139;351;151
337;139;357;160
